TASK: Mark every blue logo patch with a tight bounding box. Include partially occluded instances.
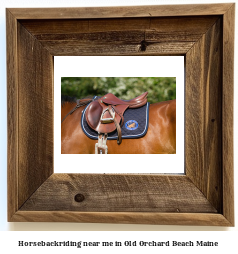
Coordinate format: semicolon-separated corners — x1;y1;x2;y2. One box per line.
125;120;139;130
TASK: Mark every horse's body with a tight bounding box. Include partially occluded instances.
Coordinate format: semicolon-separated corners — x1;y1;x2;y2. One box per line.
61;97;176;154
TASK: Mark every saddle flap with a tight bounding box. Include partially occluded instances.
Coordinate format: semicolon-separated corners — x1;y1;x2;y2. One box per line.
85;99;129;134
85;100;103;129
96;103;128;134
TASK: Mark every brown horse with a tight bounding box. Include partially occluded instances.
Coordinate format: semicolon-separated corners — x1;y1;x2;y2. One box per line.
61;96;176;154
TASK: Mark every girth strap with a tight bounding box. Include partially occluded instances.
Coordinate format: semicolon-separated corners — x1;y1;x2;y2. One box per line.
95;133;108;154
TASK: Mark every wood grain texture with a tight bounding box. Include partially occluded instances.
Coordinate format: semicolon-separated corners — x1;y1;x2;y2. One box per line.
17;23;54;208
20;17;218;56
186;18;223;212
8;4;233;19
6;9;18;221
37;41;193;56
11;211;232;226
222;4;235;226
20;17;218;35
20;174;217;213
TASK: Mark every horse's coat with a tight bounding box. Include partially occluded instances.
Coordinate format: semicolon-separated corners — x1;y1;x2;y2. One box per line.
61;99;176;154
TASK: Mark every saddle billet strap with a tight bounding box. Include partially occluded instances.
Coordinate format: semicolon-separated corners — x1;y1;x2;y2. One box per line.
108;105;122;144
61;97;94;124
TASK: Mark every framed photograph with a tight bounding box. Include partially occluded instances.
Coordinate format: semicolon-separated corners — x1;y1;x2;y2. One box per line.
7;3;234;225
56;56;184;174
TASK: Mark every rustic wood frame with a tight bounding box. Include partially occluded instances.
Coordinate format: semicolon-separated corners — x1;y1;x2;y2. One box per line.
7;4;234;226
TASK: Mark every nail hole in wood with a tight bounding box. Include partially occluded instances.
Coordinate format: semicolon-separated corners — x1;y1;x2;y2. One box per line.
211;119;215;122
74;193;85;202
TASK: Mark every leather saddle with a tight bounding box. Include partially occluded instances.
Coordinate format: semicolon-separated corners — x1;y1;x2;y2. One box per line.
85;92;148;153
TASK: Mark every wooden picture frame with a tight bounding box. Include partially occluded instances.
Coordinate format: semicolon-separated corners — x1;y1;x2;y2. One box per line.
7;4;234;226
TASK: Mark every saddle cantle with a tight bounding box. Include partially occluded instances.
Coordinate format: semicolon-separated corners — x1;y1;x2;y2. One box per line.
85;92;148;153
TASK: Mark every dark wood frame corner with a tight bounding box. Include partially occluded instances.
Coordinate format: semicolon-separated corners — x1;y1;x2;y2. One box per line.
7;4;234;225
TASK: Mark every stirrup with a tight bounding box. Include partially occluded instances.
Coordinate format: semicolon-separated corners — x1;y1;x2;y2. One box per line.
100;107;115;123
95;133;108;154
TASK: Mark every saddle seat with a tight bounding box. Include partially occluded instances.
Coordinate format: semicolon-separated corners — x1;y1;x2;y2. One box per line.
85;92;148;148
100;92;148;108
